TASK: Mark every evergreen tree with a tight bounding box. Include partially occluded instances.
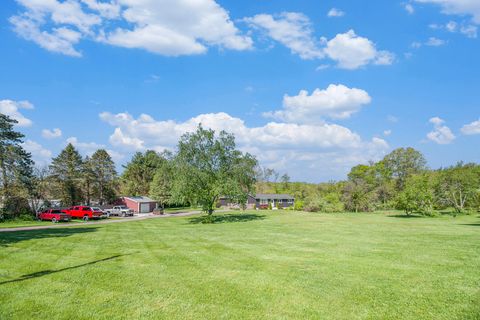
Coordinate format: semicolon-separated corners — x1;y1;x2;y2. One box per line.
49;143;83;206
0;114;34;217
89;149;117;204
121;150;164;196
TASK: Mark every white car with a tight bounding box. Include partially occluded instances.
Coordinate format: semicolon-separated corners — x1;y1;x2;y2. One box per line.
91;207;108;218
105;206;134;217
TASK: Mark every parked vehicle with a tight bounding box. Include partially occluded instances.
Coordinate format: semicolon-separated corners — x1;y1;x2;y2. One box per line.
37;209;71;223
91;207;108;219
64;206;103;221
104;206;134;217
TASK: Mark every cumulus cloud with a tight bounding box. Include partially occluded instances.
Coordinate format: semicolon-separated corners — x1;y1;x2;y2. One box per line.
42;128;62;139
327;8;345;17
324;30;395;69
99;111;388;181
426;117;455;144
461;119;480;135
244;12;324;59
245;13;394;69
10;0;252;57
66;136;124;162
264;84;371;123
22;140;52;166
414;0;480;24
0;99;34;127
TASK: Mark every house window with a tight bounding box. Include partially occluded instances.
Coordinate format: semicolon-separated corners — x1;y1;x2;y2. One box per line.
259;199;268;205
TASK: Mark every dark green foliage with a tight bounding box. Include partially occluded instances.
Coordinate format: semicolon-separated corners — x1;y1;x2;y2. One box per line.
0;114;35;218
89;149;117;205
121;150;164;196
49;144;83;206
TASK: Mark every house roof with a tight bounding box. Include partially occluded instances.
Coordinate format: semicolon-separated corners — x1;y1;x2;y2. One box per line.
255;194;294;200
124;196;157;203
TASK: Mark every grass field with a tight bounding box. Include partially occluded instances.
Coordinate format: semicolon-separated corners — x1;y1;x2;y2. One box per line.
0;211;479;319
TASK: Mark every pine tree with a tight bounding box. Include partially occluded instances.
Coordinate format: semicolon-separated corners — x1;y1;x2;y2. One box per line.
89;149;117;204
49;143;83;206
0;114;34;217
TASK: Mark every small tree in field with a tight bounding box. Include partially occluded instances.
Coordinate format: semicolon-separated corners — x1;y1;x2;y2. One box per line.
174;125;257;221
396;174;435;216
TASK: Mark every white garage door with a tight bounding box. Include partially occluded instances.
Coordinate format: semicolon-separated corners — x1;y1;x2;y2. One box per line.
140;203;150;213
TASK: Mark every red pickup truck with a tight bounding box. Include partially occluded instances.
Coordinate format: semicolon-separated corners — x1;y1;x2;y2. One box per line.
64;206;103;221
37;209;71;223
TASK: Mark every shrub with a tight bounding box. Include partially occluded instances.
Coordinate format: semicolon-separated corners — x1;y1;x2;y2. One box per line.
294;200;304;211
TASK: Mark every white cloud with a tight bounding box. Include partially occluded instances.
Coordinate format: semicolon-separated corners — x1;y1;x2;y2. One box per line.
404;3;415;14
324;30;395;69
461;119;480;135
426;37;447;46
244;12;324;59
245;14;393;69
22;140;52;166
460;24;478;38
99;111;389;181
387;115;399;123
327;8;345;17
65;136;124;162
0;99;34;127
413;37;447;48
42;128;62;139
446;20;458;32
414;0;480;24
11;0;252;57
384;130;392;136
264;84;371;123
429;21;477;38
427;117;455;144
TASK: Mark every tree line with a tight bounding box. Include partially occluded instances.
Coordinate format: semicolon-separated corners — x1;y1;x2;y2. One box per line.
1;112;478;220
258;148;480;216
0;114;256;221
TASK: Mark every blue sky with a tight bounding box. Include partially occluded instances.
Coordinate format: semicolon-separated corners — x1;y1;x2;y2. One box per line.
0;0;479;182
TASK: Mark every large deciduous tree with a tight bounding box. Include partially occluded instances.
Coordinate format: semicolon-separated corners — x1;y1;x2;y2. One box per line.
50;143;83;206
437;163;479;215
382;147;427;189
174;125;257;219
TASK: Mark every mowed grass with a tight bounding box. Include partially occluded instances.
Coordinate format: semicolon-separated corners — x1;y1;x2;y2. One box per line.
0;211;479;319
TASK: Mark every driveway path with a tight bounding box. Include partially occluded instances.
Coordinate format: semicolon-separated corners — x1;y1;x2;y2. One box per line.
0;210;206;233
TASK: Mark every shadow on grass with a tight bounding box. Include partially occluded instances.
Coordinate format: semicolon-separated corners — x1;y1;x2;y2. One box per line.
460;223;480;227
0;227;98;247
0;254;126;285
388;214;424;219
188;213;266;224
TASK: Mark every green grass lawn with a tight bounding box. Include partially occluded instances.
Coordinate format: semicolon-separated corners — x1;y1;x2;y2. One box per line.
0;219;56;228
0;211;479;319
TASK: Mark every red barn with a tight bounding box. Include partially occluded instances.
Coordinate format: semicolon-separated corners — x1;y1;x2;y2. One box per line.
122;196;158;213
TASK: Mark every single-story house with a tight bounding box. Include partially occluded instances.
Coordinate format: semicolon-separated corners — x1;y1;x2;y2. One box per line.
219;194;295;209
122;196;158;213
254;194;295;209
